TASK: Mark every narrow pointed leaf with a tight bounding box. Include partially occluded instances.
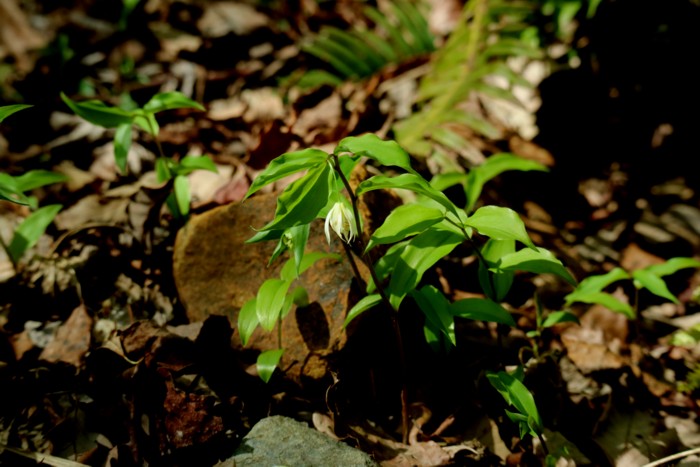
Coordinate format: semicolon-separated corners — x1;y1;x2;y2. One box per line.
238;298;259;346
335;134;419;175
497;247;576;286
410;286;455;345
542;311;579;328
244;149;328;200
257;349;284;383
61;92;134;128
565;267;630;302
261;163;331;231
173;175;190;217
478;238;515;301
632;269;678;303
566;291;634;318
13;170;67;192
366;204;444;252
142;91;205;113
344;294;382;328
280;250;340;282
386;226;463;309
0;104;32;123
8;204;62;264
256;279;292;331
644;257;700;277
114;122;132;174
356;173;459;216
178;155;218;174
450;298;515;326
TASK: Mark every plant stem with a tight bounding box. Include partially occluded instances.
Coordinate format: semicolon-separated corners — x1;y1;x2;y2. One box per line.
331;154;410;443
537;432;550;456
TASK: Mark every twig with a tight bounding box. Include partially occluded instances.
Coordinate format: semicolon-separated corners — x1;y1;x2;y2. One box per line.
641;446;700;467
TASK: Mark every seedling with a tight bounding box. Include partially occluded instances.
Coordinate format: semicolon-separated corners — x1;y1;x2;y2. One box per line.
61;91;216;219
0;105;67;270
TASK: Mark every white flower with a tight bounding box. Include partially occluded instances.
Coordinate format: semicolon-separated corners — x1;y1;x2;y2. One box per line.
325;202;358;245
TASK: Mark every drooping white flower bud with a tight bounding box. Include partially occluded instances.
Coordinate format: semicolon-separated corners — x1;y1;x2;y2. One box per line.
325;201;358;245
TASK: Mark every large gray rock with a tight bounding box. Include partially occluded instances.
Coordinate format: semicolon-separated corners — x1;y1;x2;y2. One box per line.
226;416;377;466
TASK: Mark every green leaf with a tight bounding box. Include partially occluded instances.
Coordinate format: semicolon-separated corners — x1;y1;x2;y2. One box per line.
256;279;292;331
173;175;190;217
61;92;134;128
566;291;634;318
497;247;577;286
430;172;467;192
464;205;535;248
344;294;382;328
283;224;310;279
0;104;32;123
260;163;332;231
356;173;459;216
178;156;218;175
280;250;340;282
335;134;419;176
257;349;284;383
632;269;678;303
114;122;133;174
13;170;67;192
450;298;516;326
386;226;464;309
142;91;205;113
8;204;62;264
238;298;259;346
565;268;630;305
133;112;159;136
244;148;329;200
478;238;515;301
366;204;445;252
410;286;455;346
486;369;543;438
542;311;579;328
465;153;548;212
644;257;700;277
0;174;28;205
155;158;172;182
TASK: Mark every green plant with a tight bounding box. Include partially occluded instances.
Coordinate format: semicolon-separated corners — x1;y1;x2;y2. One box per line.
294;0;434;88
393;0;544;160
525;294;579;359
61;91;216;219
563;258;700;319
241;133;575;439
0;104;67;270
486;366;548;453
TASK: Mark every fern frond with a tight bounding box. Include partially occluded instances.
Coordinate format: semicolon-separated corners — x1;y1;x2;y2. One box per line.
393;0;545;161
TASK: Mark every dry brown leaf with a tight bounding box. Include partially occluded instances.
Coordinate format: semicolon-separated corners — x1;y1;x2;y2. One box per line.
39;305;92;366
197;2;268;37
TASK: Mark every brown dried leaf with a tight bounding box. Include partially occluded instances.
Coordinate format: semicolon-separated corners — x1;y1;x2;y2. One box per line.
39;305;92;366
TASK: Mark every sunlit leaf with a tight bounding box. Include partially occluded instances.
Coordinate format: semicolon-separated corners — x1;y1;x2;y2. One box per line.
644;257;700;277
257;349;284;383
464;205;535;248
244;149;328;200
13;170;67;192
142;91;205;113
256;279;292;331
173;175;190;217
497;247;576;286
632;269;678;303
478;238;515;301
357;173;459;216
178;156;218;175
565;267;630;306
344;294;382;328
450;298;515;326
366;204;445;252
541;310;579;328
8;204;62;264
566;291;634;318
61;92;134;128
386;226;463;308
260;163;332;231
238;298;258;346
0;104;32;123
336;134;419;175
114;122;132;174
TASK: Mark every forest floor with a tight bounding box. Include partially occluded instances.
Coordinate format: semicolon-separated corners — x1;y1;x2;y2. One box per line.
2;0;700;466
